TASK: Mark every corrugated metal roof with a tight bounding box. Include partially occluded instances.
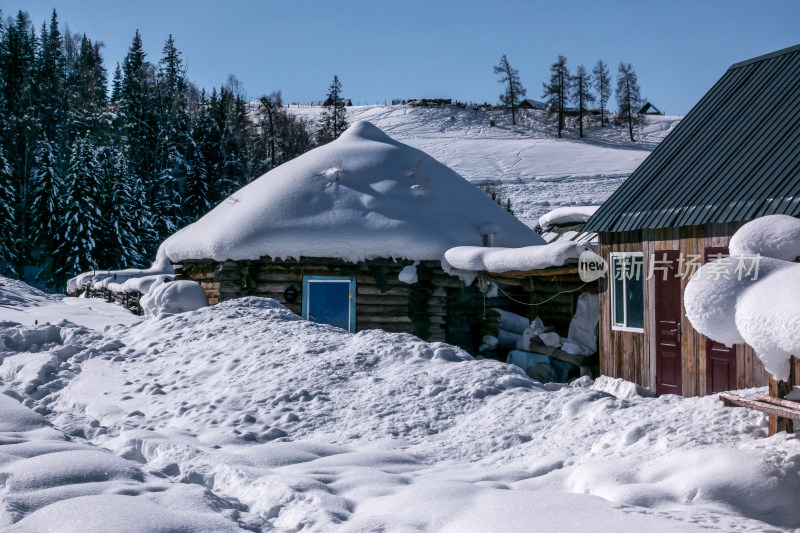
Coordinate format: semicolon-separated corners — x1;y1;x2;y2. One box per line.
584;44;800;232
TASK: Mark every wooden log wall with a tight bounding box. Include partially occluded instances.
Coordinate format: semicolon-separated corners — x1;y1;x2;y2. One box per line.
174;257;477;345
598;222;770;397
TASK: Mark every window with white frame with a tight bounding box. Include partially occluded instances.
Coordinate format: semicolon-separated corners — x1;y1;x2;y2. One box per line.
610;252;644;331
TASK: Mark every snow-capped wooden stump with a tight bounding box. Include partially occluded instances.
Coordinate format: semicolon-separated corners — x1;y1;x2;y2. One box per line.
768;361;795;436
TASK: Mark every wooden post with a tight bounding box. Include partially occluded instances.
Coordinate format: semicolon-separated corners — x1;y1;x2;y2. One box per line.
769;356;795;436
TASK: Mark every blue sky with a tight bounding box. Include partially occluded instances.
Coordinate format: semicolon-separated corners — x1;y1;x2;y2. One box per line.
2;0;798;115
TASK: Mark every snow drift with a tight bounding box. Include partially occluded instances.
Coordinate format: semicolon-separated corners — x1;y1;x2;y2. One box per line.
0;293;796;531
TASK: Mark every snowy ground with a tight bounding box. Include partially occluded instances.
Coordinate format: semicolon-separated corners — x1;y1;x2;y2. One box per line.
0;277;141;330
1;278;799;532
287;105;681;226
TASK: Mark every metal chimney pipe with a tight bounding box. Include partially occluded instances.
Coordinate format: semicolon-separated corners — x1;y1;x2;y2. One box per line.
480;222;500;247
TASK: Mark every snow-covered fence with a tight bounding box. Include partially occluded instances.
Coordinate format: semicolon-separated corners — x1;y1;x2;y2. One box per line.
80;282;144;316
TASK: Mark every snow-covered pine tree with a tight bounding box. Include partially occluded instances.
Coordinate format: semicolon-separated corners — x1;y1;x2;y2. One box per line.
66;34;107;141
317;75;348;144
151;162;181;240
207;78;252;202
154;34;189;238
183;144;211;224
29;139;63;284
493;54;526;125
542;55;571;138
130;171;158;260
58;136;102;276
106;148;145;268
571;65;595;138
36;10;66;145
0;150;18;275
110;63;122;102
121;30;160;228
2;11;38;275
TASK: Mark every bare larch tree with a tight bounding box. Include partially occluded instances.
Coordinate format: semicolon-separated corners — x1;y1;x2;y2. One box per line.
616;62;642;142
571;64;595;138
592;60;611;127
542;55;571;138
493;55;526;125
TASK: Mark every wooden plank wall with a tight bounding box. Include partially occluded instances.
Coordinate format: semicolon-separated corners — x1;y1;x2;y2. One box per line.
597;230;647;387
599;223;770;397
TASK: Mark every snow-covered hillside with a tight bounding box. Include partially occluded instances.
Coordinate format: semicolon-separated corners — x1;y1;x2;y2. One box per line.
2;278;798;532
287;105;681;226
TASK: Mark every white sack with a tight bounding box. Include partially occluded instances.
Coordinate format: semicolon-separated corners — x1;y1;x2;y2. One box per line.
491;308;531;335
561;292;599;356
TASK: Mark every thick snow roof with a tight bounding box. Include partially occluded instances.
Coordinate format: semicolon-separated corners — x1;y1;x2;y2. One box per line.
163;121;543;262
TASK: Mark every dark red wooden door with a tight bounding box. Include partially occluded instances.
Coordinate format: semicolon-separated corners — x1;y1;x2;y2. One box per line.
706;339;737;393
655;250;682;396
704;246;737;393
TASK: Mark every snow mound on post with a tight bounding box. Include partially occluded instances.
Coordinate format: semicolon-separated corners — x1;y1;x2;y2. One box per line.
140;280;208;318
684;257;788;347
162;121;543;263
729;214;800;261
685;215;800;380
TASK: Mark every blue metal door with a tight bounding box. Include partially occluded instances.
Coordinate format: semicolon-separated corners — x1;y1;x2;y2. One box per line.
302;277;356;332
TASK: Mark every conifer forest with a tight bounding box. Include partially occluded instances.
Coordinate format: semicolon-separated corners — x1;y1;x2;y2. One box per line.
0;9;320;289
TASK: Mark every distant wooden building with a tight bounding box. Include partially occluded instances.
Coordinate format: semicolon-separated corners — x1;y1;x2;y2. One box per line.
407;98;452;107
518;99;546;110
638;101;664;115
583;44;800;396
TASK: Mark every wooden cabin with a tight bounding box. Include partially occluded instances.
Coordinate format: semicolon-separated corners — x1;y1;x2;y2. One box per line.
442;207;601;376
583;44;800;397
518;99;546;111
165;121;543;353
637;101;664;115
481;208;599;337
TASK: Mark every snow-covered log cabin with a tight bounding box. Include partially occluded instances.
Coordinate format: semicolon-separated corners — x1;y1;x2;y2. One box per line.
583;44;800;397
163;121;542;349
